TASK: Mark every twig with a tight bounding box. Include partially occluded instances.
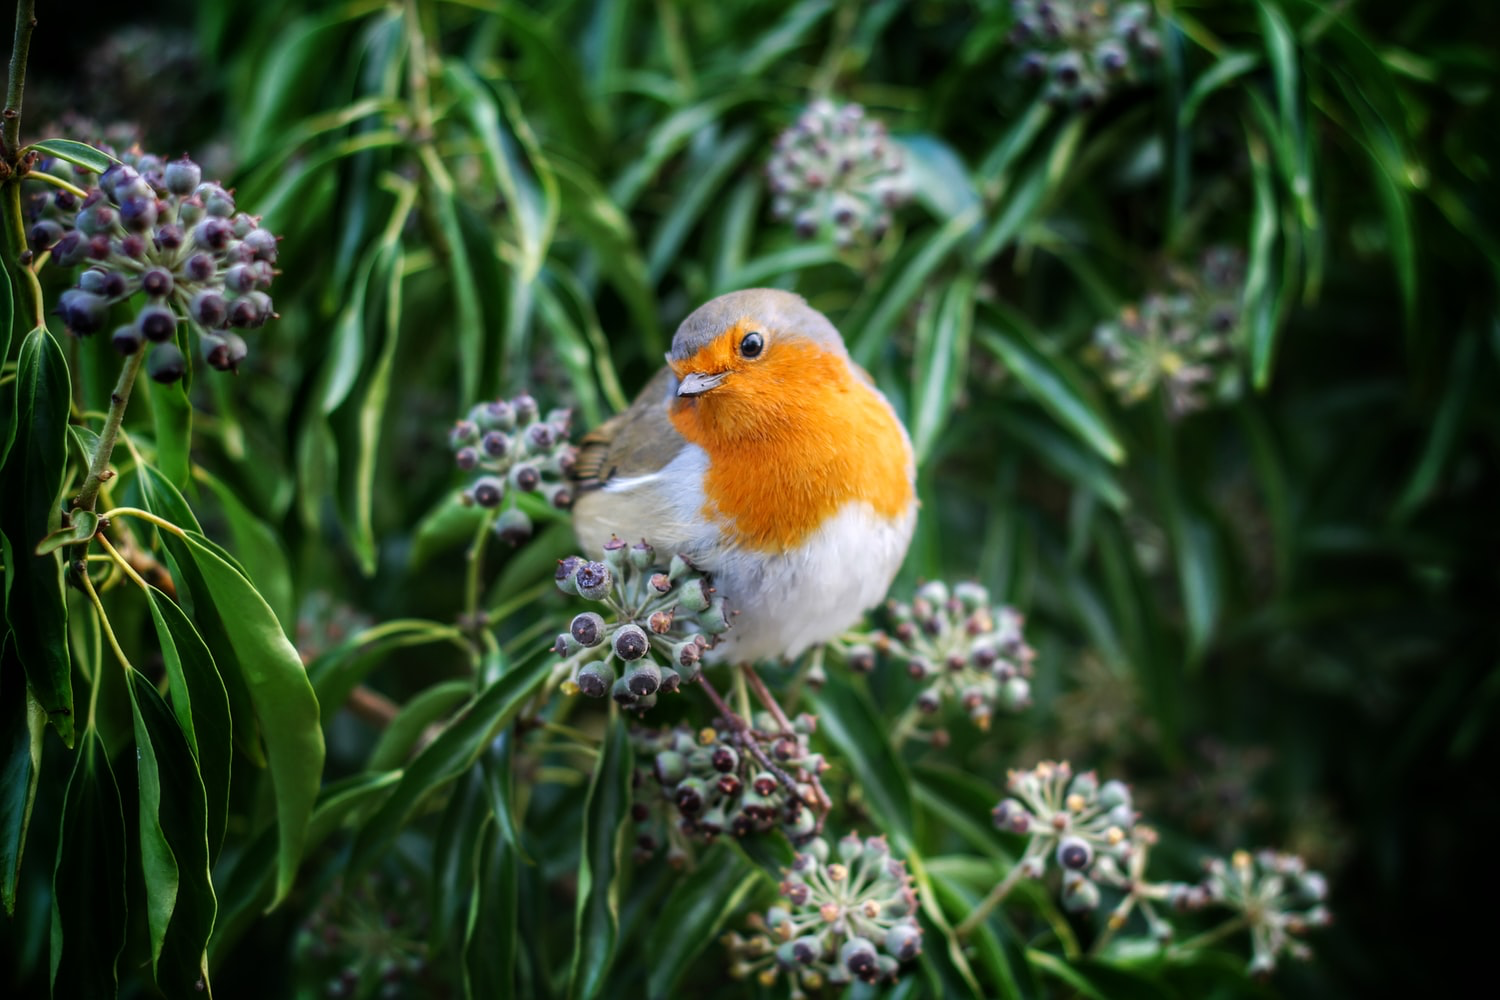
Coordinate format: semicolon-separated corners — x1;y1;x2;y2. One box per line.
2;0;36;160
74;350;147;513
955;860;1030;939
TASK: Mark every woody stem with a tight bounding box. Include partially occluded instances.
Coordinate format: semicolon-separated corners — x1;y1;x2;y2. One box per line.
740;662;795;734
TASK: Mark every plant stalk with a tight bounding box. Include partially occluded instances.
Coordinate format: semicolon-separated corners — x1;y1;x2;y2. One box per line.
955;860;1029;938
74;350;146;513
2;0;35;160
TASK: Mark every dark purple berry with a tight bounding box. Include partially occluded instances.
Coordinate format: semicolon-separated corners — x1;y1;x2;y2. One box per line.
194;218;232;251
154;224;184;250
138;305;177;343
185;253;215;282
112;325;143;355
141;267;174;298
190;290;227;327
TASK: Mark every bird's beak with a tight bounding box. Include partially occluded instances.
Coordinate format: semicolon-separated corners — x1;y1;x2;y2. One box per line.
676;371;728;397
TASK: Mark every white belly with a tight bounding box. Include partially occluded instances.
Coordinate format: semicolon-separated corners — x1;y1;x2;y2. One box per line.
579;443;916;664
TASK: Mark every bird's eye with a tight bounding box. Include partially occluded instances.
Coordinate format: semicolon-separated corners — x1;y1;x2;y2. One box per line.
739;331;765;358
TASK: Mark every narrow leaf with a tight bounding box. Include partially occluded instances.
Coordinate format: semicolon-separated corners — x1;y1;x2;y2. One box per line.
347;656;550;878
646;845;757;999
50;729;127;998
180;531;324;907
1;643;45;914
1;326;73;746
977;319;1125;465
569;716;632;1000
144;586;233;861
25;138;118;174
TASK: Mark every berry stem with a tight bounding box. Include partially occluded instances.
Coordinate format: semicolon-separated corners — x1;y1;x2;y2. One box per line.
740;662;795;735
73;349;147;514
1;0;35;161
462;506;498;636
1171;915;1249;956
954;856;1030;939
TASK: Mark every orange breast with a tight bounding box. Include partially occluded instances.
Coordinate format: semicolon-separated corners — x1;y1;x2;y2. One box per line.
669;340;913;553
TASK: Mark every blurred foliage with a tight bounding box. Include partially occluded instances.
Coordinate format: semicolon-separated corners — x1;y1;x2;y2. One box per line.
3;0;1498;997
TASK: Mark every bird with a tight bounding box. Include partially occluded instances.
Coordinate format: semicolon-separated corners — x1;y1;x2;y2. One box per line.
569;288;917;664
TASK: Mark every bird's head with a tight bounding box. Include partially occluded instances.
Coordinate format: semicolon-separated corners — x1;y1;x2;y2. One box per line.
665;289;850;442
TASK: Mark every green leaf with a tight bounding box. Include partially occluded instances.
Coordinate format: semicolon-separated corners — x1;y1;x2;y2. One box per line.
445;62;558;283
366;678;472;772
410;491;488;570
851;207;982;368
347;655;550;878
552;158;660;355
738;0;833;75
192;469;295;631
0;264;12;421
1;642;45;915
50;728;127;998
137;464;265;767
569;716;632;1000
991;410;1127;511
25;138;119;174
463;820;518;998
1;325;73;746
179;531;323;907
33;510;98;555
900;133;982;222
144;375;194;487
127;669;216;995
911;271;977;465
646;125;757;284
144;586;233;861
646;844;758;999
977;315;1125;465
1243;122;1282;389
809;673;914;846
210;771;401;967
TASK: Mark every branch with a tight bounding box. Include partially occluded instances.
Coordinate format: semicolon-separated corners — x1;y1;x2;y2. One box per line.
2;0;36;160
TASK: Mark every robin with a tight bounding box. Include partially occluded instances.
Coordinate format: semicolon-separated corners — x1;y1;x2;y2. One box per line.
570;289;917;664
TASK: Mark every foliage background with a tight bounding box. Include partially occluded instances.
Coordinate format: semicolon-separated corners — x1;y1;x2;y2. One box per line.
4;0;1497;997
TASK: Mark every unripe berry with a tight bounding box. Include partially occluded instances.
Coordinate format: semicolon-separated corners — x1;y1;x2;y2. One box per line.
554;555;583;595
194;218;232;251
118;195;158;232
884;921;922;961
58;289;108;334
197;183;235;218
53;230;87;266
164;157;202;195
624;661;661;697
576;660;615;699
493;507;533;545
148;343;187;383
28;220;63;250
839;937;879;983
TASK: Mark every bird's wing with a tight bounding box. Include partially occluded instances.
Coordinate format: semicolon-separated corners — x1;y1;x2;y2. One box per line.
570;367;687;491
